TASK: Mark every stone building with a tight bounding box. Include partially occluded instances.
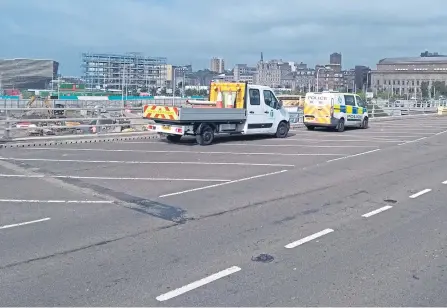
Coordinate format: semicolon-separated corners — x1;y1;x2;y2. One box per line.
371;54;447;97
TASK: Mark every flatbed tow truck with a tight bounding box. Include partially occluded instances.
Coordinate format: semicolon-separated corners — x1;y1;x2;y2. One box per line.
143;82;291;145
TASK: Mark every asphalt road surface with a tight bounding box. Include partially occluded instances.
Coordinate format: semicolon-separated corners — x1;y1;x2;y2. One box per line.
0;116;447;306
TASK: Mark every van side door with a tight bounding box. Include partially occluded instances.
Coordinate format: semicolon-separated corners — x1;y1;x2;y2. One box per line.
355;95;368;117
343;94;358;126
245;87;272;133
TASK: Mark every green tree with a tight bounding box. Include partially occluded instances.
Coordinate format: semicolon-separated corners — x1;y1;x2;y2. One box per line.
431;81;447;98
356;90;366;100
420;81;429;98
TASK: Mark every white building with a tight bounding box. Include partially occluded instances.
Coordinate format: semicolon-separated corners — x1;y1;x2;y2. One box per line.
210;57;225;73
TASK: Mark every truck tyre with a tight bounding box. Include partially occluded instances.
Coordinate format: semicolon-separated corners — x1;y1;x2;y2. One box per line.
306;125;315;130
196;124;214;145
337;118;345;132
361;117;369;129
166;134;182;142
275;121;289;138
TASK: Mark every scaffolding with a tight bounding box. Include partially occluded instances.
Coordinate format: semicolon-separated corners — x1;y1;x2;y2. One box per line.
81;53;167;92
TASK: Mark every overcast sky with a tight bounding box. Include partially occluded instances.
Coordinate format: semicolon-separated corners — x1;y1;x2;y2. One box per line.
1;0;447;75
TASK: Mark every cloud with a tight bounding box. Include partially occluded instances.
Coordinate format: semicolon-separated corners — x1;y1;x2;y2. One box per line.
1;0;447;74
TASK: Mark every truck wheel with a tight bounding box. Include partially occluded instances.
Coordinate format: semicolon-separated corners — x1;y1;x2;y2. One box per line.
166;134;181;143
337;118;345;132
275;121;289;138
196;124;214;145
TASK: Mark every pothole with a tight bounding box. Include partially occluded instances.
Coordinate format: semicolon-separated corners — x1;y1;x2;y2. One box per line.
251;254;274;263
384;199;397;204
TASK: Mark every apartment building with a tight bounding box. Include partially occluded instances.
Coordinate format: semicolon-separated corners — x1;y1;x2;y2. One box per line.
210;57;225;73
255;59;292;88
233;64;256;84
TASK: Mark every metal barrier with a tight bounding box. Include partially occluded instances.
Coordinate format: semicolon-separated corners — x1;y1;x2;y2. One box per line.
0;98;442;140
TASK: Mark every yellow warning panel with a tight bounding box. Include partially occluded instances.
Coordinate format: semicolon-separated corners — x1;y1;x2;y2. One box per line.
143;105;179;120
209;82;246;109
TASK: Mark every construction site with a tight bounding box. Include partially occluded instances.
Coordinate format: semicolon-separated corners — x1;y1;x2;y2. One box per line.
81;53;168;91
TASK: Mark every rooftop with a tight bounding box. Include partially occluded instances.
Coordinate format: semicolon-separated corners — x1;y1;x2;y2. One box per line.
378;57;447;64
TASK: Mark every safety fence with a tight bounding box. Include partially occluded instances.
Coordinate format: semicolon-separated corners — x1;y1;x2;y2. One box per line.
0;98;443;141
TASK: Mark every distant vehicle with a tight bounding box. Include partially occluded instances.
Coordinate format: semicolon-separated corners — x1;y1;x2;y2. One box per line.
303;91;369;132
143;82;290;145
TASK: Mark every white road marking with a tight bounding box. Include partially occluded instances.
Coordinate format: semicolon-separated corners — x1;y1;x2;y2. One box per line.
442;180;447;184
362;206;393;218
326;149;381;163
290;131;430;137
276;138;405;143
22;148;343;157
0;199;113;203
159;170;288;198
398;136;427;145
409;189;432;199
285;228;334;249
224;144;377;148
0;174;230;182
435;129;447;136
0;218;50;230
156;266;241;302
0;157;294;167
123;141;377;148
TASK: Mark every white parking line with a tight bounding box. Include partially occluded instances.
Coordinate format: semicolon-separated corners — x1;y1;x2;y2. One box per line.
362;206;393;218
326;149;381;163
291;131;430;137
276;138;405;143
219;144;377;148
0;174;230;182
125;141;377;148
285;228;334;249
159;170;288;198
0;218;50;230
0;199;114;203
0;157;294;167
156;266;241;302
409;189;432;199
22;148;343;157
398;136;427;145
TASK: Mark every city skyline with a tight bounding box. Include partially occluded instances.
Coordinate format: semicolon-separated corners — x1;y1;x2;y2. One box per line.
2;0;447;74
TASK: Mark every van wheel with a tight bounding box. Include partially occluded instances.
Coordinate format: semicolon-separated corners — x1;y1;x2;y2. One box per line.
361;117;369;129
275;121;289;138
196;124;214;145
306;125;315;130
166;134;181;142
337;118;345;132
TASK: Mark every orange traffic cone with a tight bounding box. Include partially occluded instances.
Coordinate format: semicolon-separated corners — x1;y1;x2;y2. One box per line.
226;92;234;108
216;89;223;108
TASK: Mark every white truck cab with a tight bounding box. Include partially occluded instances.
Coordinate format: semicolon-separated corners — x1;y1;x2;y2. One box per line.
144;82;290;145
